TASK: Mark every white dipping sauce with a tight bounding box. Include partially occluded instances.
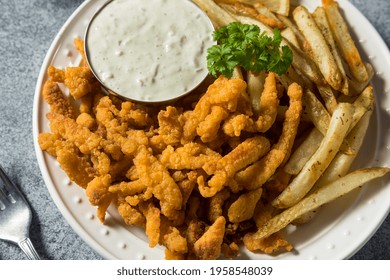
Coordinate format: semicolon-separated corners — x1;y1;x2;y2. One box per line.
85;0;215;102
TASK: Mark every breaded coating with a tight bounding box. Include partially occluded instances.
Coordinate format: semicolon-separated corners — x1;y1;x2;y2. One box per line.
64;66;100;100
182;76;246;143
139;203;161;248
42;79;74;118
198;136;271;197
163;226;188;254
158;142;222;170
47;112;102;154
243;232;293;254
193;216;226;260
197;106;229;143
149;106;183;151
38;132;65;157
85;174;113;222
133;145;183;219
233;83;303;190
117;202;145;227
56;144;96;188
207;188;230;223
222;72;279;136
108;180;146;196
47;66;65;83
76;112;96;130
119;101;152;128
228;188;263;223
73;38;88;66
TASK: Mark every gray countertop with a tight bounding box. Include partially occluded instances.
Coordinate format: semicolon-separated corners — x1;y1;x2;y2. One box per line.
0;0;389;260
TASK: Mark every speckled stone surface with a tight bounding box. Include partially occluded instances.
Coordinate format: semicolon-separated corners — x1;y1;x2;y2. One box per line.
0;0;389;260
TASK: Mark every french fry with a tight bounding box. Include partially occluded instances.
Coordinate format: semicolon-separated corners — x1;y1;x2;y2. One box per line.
192;0;237;28
284;127;323;175
323;0;369;83
277;14;308;50
256;0;290;16
302;88;331;135
316;111;372;187
247;71;266;116
317;84;338;113
273;102;354;208
293;5;342;91
312;6;349;95
249;167;390;240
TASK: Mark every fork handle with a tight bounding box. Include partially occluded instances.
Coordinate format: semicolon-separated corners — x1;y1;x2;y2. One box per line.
18;238;41;260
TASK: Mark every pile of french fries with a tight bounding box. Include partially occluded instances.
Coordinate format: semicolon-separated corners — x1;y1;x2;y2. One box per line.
194;0;389;248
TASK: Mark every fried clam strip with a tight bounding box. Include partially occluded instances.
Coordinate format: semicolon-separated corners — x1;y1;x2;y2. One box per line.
232;83;303;191
85;174;114;223
193;216;226;260
227;187;263;223
182;76;246;143
247;168;390;243
138;202;161;248
64;66;101;100
198;135;271;198
293;5;342;91
273;103;355;209
42;79;74;118
158;142;222;170
149;106;183;151
133;145;183;220
46;112;112;176
322;0;368;83
222;72;279;136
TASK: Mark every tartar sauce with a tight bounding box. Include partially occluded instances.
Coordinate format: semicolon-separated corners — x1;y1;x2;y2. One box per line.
85;0;215;102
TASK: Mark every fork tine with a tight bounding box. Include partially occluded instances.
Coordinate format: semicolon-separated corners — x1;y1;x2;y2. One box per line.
0;165;21;203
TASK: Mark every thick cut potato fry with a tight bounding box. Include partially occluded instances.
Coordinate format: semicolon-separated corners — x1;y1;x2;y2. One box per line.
293;5;342;91
284;127;323;175
273;102;354;208
315;111;372;188
323;0;368;83
193;0;236;28
312;6;349;95
249;167;390;240
302;89;331;135
247;71;266;116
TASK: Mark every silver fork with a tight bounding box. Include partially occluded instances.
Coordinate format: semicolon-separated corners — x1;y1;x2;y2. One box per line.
0;164;40;260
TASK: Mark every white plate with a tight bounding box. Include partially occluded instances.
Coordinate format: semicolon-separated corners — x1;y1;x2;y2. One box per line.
33;0;390;260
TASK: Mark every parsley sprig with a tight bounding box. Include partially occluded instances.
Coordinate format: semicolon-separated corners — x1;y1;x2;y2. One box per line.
207;22;293;78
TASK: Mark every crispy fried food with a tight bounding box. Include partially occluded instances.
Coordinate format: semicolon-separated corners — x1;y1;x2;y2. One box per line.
222;72;279;136
86;174;113;222
42;79;74;118
198;136;271;197
39;13;381;259
158;143;222;170
64;67;101;100
182;75;246;143
133;145;183;220
193;216;226;260
233;82;303;190
228;187;263;223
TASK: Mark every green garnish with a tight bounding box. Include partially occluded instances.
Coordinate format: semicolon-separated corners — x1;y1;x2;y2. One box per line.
207;22;293;78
